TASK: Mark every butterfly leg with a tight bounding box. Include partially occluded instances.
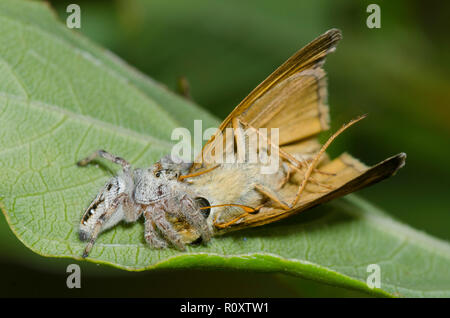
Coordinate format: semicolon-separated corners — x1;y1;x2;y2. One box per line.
254;184;290;209
277;162;291;190
212;204;263;229
208;184;292;228
285;162;333;191
235;118;336;189
289;115;366;207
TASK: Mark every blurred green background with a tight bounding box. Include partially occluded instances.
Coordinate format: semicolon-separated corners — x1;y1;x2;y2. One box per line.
1;0;449;297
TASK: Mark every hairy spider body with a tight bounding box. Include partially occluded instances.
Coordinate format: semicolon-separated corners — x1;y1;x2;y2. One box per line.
78;152;211;257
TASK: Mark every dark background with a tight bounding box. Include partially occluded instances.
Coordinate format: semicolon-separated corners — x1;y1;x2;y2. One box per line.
1;0;449;297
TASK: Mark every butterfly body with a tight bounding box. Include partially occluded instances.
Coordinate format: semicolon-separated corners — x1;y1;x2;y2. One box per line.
187;162;288;228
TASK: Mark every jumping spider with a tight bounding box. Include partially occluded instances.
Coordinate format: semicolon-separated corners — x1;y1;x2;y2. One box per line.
77;150;211;258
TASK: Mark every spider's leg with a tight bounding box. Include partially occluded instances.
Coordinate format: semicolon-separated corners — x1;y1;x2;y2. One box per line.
143;208;169;249
77;149;131;173
82;192;130;258
150;206;185;251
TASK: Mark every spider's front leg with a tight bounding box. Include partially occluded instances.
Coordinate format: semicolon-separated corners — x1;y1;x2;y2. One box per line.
143;207;169;249
144;205;185;251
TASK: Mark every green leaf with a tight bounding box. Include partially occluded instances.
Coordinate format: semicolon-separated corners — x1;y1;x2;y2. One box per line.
1;0;450;298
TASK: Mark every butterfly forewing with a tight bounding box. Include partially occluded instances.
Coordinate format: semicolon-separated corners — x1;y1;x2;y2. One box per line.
184;29;405;238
